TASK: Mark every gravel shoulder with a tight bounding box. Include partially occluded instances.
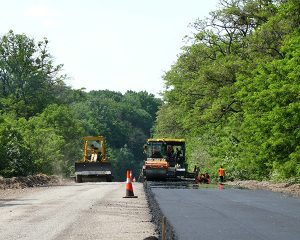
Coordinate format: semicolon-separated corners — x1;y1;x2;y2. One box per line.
0;181;158;240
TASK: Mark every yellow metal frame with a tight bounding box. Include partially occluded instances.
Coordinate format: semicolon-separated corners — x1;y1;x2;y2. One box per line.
82;136;106;162
147;138;185;143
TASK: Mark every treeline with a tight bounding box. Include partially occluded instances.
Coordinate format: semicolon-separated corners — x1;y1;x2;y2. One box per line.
0;30;161;180
155;0;300;181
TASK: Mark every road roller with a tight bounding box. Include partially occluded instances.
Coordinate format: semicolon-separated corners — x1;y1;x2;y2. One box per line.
142;138;186;180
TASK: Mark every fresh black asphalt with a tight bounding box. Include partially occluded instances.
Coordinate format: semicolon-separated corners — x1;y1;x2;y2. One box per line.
150;183;300;240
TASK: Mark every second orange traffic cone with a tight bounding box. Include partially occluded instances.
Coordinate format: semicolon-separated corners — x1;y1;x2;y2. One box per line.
123;170;138;198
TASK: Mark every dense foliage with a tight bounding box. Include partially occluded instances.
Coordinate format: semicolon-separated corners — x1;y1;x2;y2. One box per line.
155;0;300;182
1;0;299;183
0;31;161;180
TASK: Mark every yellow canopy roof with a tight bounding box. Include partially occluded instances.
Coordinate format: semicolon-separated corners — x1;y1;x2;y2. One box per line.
147;138;185;143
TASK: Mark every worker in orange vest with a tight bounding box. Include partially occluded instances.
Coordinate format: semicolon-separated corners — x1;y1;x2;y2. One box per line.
218;166;225;183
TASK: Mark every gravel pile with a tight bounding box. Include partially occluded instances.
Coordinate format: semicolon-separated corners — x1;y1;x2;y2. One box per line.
144;181;178;240
226;180;300;197
0;174;63;189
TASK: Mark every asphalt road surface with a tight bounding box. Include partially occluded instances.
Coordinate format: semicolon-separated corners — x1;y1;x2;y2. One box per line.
0;182;157;240
150;183;300;240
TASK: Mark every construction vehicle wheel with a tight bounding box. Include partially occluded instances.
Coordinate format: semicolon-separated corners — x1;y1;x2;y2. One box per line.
75;175;82;183
106;175;112;182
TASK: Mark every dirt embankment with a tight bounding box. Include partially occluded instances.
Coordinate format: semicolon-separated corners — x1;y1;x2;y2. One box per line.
226;180;300;197
0;174;65;190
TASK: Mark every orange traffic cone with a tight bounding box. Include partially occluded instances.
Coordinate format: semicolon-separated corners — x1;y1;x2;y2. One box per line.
123;170;138;198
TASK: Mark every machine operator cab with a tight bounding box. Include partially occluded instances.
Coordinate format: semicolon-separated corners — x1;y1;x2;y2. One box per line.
83;137;106;162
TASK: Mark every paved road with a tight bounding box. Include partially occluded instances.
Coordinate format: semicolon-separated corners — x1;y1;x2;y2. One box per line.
151;183;300;240
0;182;157;240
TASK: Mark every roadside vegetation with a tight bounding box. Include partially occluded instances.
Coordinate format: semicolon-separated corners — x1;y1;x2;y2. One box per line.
0;0;299;183
154;0;300;182
0;31;161;180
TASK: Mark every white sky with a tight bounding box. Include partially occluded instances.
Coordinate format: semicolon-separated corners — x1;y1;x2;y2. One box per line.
0;0;219;97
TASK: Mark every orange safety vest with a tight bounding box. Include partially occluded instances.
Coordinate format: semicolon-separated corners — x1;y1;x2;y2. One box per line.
218;168;225;177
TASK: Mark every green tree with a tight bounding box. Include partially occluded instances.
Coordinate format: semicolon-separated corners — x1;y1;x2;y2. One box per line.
155;0;300;181
110;145;136;181
0;115;32;177
235;32;300;179
32;104;84;175
0;30;68;118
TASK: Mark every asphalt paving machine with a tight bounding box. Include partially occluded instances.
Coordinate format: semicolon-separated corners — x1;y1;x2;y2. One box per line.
142;138;186;180
75;136;112;183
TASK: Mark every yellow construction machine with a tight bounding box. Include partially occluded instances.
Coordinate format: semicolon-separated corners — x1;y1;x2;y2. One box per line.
75;136;112;183
142;138;186;180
